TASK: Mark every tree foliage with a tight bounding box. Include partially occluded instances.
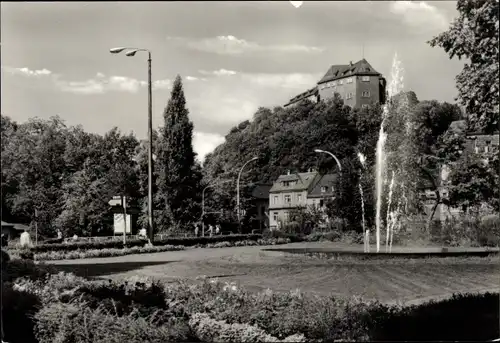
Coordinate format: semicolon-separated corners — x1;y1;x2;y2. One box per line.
429;0;499;133
155;75;202;231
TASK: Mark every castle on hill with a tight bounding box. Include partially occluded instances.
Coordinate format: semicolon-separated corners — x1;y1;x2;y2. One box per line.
284;58;387;109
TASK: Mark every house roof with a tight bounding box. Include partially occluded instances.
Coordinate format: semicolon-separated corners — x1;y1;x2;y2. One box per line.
270;171;319;193
285;87;318;106
318;59;382;84
251;183;273;199
1;221;29;231
307;173;339;198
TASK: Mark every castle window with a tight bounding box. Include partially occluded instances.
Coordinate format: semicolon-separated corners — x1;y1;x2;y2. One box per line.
346;93;353;99
346;77;353;84
362;91;370;98
362;76;370;82
284;195;291;204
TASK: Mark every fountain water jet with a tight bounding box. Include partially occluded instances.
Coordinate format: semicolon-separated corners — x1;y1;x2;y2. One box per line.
375;52;405;253
385;172;395;252
357;152;368;252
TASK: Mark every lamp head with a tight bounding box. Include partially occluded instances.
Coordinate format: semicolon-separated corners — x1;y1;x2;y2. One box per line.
125;49;139;57
109;47;127;54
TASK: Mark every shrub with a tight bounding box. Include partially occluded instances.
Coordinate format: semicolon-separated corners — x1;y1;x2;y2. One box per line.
34;302;192;343
24;233;263;253
189;312;307;342
478;214;500;247
5;258;57;283
370;292;500;341
2;283;42;343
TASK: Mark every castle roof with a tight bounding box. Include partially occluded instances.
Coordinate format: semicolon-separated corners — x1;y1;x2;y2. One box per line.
318;58;382;84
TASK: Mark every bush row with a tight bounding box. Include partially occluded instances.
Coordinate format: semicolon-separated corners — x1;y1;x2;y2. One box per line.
8;237;290;262
7;264;500;343
15;233;263;253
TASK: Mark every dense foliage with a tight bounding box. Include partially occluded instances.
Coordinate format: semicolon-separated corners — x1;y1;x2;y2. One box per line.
429;0;499;134
154;75;203;232
3;256;499;343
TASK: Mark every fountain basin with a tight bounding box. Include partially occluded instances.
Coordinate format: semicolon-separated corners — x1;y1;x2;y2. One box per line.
262;247;499;260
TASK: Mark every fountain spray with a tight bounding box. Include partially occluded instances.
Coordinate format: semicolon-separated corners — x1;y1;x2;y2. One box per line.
375;52;404;253
357;152;368;252
385;172;395;252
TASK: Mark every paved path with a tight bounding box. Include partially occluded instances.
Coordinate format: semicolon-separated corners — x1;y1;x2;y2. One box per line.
48;242;500;304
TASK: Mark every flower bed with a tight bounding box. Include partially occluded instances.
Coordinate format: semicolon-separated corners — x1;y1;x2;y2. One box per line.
3;254;499;343
24;233;263;253
8;238;291;261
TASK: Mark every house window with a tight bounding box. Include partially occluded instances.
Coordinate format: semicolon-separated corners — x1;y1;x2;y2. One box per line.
273;212;278;221
283;181;290;187
346;77;353;84
273;196;278;204
346;93;353;99
321;186;326;193
297;194;302;203
362;76;370;82
319;199;324;207
362;91;370;98
338;79;343;85
284;195;291;204
284;211;290;221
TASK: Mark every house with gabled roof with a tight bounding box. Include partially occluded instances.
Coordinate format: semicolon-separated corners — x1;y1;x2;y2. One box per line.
284;58;386;109
268;170;338;229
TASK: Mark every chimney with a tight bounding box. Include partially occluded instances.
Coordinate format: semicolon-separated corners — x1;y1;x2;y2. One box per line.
349;61;353;66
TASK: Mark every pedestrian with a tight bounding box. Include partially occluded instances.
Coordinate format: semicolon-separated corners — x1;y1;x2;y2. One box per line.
194;223;199;237
215;224;220;235
57;229;63;240
19;228;33;248
208;224;213;237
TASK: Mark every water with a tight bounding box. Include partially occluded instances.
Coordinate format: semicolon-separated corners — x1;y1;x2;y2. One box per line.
385;171;395;252
375;52;405;253
357;152;368;252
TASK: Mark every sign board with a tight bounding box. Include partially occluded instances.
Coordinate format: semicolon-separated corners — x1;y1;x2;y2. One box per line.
113;213;132;234
108;196;126;207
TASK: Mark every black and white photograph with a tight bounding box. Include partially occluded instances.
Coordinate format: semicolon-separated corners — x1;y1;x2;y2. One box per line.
1;1;499;342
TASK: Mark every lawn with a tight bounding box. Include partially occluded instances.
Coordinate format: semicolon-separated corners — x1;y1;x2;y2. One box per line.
48;242;500;305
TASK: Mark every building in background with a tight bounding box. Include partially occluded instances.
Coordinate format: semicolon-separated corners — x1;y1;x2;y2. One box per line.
284;58;386;109
250;183;273;231
268;170;338;229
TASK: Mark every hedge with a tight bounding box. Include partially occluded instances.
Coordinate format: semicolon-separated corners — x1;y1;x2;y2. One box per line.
23;234;263;253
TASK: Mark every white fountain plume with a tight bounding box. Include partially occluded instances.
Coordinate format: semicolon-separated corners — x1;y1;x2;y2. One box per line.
357;152;368;252
389;201;402;253
385;172;395;252
375;52;405;253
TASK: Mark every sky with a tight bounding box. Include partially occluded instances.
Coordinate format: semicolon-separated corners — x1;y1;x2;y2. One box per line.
1;1;464;162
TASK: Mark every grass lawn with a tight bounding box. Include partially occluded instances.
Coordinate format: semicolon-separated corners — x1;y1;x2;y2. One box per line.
48;242;500;305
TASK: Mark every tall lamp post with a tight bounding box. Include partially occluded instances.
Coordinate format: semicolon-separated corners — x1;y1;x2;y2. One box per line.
236;157;258;233
110;46;154;243
201;180;231;236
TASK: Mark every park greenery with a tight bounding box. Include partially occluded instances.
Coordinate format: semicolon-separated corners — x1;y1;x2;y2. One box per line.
1;254;499;343
1;0;499;244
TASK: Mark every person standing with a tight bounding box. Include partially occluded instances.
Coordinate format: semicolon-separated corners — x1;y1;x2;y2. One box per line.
208;224;213;237
194;223;199;237
215;224;220;235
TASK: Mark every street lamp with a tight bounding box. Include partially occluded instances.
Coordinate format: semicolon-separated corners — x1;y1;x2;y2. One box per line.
110;46;154;243
201;179;232;236
314;149;342;172
236;157;258;233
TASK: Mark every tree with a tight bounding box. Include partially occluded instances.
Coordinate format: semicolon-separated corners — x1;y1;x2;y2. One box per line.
155;75;202;231
1;116;69;237
428;0;499;134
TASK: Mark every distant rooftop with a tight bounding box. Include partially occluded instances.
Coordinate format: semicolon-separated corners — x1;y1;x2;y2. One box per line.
317;58;382;84
270;171;319;193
